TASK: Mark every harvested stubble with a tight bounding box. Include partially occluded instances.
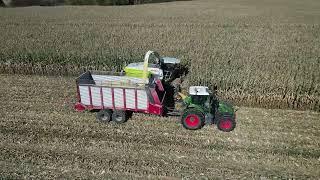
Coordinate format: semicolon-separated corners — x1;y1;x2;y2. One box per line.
0;74;320;179
0;0;320;111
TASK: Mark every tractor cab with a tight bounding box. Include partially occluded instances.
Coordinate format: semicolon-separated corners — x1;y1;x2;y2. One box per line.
182;86;214;114
189;86;211;106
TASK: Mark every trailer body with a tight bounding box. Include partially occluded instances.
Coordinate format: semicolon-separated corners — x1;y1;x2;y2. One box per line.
74;71;164;116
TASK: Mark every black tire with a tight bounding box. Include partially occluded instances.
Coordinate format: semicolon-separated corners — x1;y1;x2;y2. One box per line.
112;110;127;124
96;109;112;123
181;109;205;130
216;115;236;132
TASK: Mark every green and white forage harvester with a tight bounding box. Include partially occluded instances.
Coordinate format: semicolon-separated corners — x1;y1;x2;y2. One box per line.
75;51;236;131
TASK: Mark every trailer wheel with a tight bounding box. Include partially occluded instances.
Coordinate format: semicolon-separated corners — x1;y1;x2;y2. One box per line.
216;115;236;132
112;110;127;124
96;110;112;123
181;110;205;130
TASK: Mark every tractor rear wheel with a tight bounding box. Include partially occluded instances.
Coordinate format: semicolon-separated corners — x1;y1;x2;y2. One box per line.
112;110;128;124
96;109;112;123
216;115;236;132
181;110;205;130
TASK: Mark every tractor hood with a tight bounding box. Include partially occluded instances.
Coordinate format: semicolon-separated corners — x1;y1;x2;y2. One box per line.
218;101;235;116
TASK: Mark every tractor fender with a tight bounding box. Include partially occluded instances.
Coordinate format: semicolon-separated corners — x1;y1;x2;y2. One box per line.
185;104;205;114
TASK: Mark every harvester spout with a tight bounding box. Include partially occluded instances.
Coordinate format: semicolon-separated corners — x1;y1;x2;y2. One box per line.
142;50;161;81
142;50;153;81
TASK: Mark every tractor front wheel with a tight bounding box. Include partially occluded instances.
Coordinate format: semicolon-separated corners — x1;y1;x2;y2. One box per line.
181;110;205;130
216;115;236;132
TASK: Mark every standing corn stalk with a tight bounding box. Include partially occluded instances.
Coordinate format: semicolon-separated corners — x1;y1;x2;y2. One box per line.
2;0;12;6
1;0;44;6
2;0;57;6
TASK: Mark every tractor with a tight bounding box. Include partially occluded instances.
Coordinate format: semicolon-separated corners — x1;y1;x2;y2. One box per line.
179;86;236;131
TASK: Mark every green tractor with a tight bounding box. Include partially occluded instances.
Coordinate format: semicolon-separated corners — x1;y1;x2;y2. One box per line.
179;86;236;132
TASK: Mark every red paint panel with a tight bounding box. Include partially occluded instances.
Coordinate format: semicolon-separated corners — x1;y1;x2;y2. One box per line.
148;103;163;115
150;88;161;105
100;87;104;109
74;102;86;112
135;89;138;112
88;86;93;106
123;88;126;109
111;88;115;110
82;104;147;113
155;79;164;91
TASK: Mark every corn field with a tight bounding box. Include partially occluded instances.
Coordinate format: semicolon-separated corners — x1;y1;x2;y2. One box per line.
0;0;319;111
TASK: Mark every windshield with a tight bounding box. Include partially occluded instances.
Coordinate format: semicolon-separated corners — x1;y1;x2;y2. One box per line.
148;53;161;65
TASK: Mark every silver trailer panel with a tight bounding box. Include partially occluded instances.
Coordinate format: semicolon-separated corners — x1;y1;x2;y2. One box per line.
78;85;148;110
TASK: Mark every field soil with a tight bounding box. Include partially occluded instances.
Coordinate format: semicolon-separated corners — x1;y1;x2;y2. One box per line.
0;74;319;179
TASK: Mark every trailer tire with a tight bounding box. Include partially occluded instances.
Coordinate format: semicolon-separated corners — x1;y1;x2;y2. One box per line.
112;110;127;124
216;115;236;132
181;110;205;130
96;110;112;123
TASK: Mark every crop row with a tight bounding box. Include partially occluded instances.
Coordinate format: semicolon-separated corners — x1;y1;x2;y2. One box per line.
0;2;319;111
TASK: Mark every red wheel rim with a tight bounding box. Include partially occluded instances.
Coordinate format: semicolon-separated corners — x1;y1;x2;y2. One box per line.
219;119;232;130
185;114;200;127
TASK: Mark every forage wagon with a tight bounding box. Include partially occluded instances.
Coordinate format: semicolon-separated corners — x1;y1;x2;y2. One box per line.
74;51;236;131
